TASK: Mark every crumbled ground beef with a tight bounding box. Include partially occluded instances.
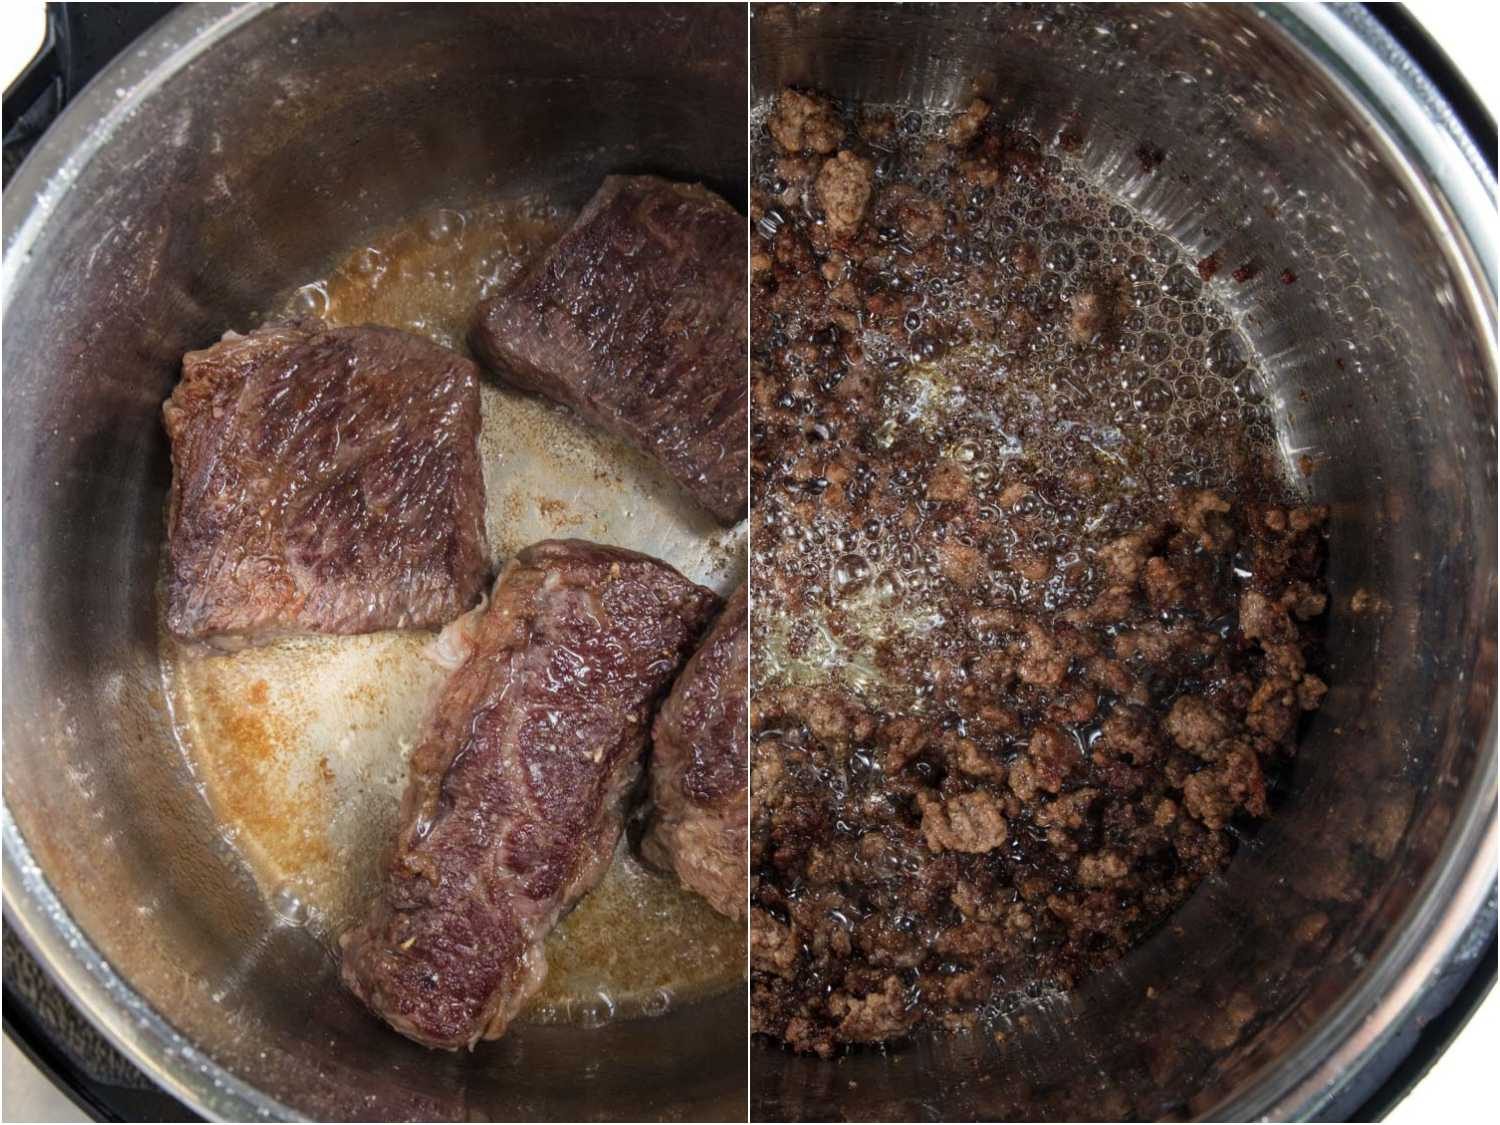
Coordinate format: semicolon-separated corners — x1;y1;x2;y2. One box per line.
768;88;845;156
946;97;993;148
814;151;875;241
750;88;1330;1057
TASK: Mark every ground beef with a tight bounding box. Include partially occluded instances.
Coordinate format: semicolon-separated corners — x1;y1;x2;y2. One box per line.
750;87;1330;1056
946;97;992;147
768;88;845;156
917;790;1009;853
878;184;946;247
1165;695;1229;756
814;151;875;240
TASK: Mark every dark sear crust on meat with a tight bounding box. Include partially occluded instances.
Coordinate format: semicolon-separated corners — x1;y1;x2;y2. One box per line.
644;584;749;919
750;90;1330;1056
340;540;717;1049
163;321;488;648
472;175;748;525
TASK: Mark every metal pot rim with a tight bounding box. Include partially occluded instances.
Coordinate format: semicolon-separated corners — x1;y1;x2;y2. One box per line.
3;4;1495;1121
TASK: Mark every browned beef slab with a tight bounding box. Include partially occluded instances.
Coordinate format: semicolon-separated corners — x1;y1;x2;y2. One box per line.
471;175;747;525
340;540;718;1049
644;583;748;919
163;321;488;647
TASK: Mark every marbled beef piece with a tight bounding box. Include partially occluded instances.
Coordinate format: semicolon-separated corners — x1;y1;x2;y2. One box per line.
644;583;748;918
163;321;487;648
340;540;717;1049
471;175;747;525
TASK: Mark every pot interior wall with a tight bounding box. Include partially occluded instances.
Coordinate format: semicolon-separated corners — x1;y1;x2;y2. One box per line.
750;3;1494;1120
3;4;745;1120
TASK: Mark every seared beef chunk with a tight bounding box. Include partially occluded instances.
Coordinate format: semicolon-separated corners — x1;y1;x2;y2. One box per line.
341;541;717;1049
471;175;747;525
644;583;748;918
749;88;1331;1056
163;321;487;647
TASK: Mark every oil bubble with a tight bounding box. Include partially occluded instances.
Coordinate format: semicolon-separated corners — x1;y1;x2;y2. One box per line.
833;553;872;592
1161;262;1201;299
1174;372;1202;399
269;883;310;926
290;281;329;319
577;992;616;1029
349;247;386;279
641;987;674;1018
1140;331;1171;364
1205;329;1246;376
423;208;467;244
1136;377;1174;413
1044;242;1076;272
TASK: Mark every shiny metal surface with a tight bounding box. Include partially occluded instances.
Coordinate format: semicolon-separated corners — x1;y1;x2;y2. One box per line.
750;2;1495;1120
3;3;746;1120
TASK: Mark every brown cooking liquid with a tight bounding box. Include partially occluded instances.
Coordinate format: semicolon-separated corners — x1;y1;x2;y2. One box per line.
749;94;1328;1055
160;197;746;1027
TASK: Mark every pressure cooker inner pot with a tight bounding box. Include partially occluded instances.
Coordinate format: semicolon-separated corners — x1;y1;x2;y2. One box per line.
3;5;746;1120
749;4;1493;1120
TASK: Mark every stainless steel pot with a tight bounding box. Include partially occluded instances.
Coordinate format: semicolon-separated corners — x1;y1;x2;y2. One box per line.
5;2;1497;1122
749;2;1495;1120
3;4;746;1120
